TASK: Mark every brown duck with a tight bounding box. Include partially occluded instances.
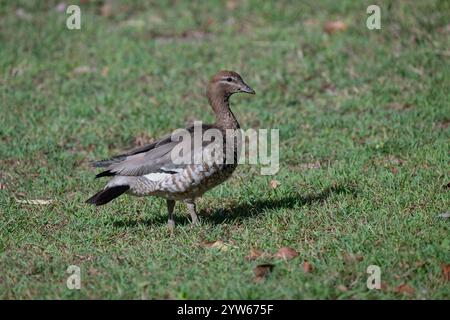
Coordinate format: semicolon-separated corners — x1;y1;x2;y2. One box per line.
86;71;255;228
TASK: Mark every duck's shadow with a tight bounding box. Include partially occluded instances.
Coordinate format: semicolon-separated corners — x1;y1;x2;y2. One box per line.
111;184;356;228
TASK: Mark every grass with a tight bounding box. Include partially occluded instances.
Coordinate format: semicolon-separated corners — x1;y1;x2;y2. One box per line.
0;0;449;299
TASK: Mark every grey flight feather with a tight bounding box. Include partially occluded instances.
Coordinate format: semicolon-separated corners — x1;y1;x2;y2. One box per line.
93;124;217;177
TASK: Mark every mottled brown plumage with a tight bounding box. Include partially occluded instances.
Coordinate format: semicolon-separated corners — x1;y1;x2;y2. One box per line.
86;71;255;228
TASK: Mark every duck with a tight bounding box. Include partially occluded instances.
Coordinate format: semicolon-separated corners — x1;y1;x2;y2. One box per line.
86;70;255;228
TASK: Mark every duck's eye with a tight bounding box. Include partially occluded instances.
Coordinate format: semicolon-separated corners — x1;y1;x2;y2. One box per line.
226;77;233;82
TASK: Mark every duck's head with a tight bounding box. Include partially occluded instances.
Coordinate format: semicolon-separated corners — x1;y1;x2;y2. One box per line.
207;70;255;100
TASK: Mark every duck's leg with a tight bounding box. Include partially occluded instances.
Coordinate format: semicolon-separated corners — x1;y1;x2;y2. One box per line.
167;199;175;231
185;200;198;226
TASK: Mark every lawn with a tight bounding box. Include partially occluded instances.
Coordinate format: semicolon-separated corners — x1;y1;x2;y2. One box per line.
0;0;449;299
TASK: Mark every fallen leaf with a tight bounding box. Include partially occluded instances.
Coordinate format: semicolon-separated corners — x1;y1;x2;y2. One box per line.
269;180;280;189
395;283;415;295
323;21;347;34
275;247;299;260
0;183;5;190
437;212;450;219
246;248;264;260
302;261;313;273
204;240;234;252
441;263;450;281
253;264;274;282
337;285;348;292
16;199;54;205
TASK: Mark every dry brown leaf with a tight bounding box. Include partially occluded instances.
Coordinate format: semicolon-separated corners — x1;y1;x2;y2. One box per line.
0;183;5;190
441;263;450;281
269;180;280;189
337;285;348;292
395;283;415;295
302;261;313;273
275;247;299;260
204;240;233;251
324;21;348;34
253;264;274;282
246;248;264;260
16;199;54;205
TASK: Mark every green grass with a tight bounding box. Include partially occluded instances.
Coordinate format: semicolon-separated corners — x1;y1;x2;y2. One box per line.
0;0;449;299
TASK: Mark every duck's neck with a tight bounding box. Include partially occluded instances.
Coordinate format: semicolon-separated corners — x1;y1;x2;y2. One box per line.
208;90;240;130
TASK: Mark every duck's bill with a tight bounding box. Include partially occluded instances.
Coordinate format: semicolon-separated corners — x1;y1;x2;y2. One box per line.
240;83;256;94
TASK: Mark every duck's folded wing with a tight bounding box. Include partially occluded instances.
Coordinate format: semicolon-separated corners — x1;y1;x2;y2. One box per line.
93;124;218;177
92;132;173;168
95;136;216;177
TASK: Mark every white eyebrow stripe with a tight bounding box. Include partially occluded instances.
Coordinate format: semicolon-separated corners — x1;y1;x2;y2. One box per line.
220;77;237;83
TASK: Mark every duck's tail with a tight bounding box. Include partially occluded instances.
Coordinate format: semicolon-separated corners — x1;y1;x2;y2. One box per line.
85;185;130;206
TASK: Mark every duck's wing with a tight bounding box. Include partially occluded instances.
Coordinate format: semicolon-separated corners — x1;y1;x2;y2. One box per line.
93;124;216;177
92;132;173;169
